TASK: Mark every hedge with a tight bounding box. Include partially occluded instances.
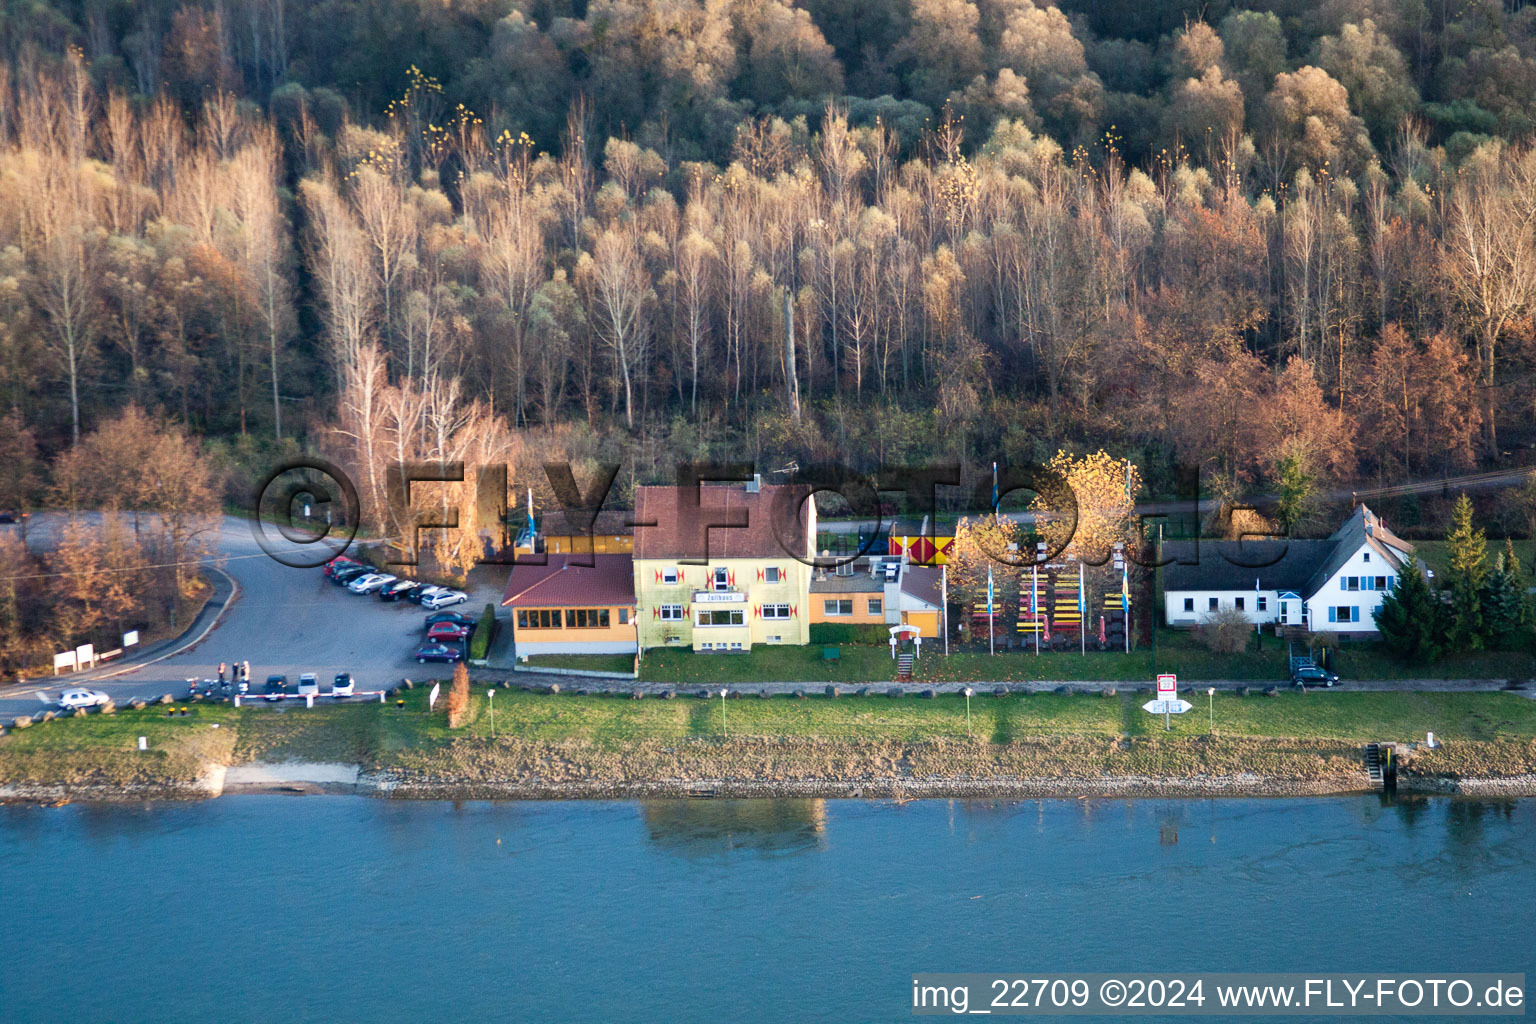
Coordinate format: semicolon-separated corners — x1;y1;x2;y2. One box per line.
469;603;497;660
809;623;890;645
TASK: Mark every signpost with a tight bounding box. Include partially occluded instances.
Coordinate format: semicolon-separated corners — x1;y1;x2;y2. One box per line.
1145;674;1190;730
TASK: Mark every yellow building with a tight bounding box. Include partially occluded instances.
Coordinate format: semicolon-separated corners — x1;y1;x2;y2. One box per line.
501;554;639;656
809;557;943;636
513;510;634;557
633;479;816;652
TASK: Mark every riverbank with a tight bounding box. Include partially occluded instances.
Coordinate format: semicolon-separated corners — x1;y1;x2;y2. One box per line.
3;689;1535;802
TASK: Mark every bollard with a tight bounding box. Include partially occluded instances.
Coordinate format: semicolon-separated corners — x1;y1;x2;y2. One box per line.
395;699;405;708
305;693;314;709
379;691;386;703
234;695;241;707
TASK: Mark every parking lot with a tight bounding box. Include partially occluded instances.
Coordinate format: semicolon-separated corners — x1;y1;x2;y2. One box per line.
0;516;508;716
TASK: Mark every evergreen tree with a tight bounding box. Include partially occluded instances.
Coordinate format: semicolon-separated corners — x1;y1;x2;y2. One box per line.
1482;540;1529;648
1374;562;1442;662
1442;494;1488;651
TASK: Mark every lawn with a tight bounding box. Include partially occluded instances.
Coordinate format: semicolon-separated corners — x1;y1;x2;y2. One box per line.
523;653;636;674
0;702;240;783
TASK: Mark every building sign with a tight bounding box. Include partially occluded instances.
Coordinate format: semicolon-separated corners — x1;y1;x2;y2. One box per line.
692;591;746;603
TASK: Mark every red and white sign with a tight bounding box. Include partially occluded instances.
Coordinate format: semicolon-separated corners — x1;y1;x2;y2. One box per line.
1156;673;1177;698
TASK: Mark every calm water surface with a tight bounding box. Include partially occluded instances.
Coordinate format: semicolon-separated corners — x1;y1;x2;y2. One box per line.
1;795;1532;1023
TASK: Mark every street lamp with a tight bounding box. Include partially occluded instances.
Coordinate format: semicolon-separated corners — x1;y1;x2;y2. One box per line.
1207;687;1215;735
720;688;728;738
487;688;496;739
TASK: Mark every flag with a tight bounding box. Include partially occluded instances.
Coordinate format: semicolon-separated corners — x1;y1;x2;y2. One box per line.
991;462;999;513
1121;560;1129;614
987;565;994;619
526;487;537;540
1078;567;1085;619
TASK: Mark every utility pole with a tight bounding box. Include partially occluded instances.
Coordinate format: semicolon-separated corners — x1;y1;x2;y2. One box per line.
784;291;801;423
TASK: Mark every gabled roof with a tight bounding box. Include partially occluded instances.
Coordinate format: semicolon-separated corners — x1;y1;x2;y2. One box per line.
633;482;813;561
900;565;943;609
1161;540;1334;593
1161;505;1415;599
811;574;883;594
501;554;635;608
1300;504;1414;598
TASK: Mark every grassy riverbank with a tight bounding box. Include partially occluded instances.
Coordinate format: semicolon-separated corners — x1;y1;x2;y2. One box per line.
4;689;1535;797
634;631;1536;685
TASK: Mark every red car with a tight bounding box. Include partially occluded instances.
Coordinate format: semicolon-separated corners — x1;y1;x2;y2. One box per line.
426;621;471;642
323;555;361;579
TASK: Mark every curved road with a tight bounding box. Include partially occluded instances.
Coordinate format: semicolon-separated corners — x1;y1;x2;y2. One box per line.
0;516;506;716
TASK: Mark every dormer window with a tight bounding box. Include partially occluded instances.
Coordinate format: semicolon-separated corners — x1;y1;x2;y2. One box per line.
713;566;729;591
765;566;781;584
662;567;678;585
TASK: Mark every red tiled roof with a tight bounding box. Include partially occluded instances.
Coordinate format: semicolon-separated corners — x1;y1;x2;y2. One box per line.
501;554;636;608
633;483;813;560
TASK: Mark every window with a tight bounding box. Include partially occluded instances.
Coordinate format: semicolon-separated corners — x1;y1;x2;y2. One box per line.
1257;596;1268;612
1363;552;1371;563
868;598;883;615
1344;577;1360;591
696;608;745;627
1208;597;1219;611
765;566;781;583
824;598;854;616
1374;576;1387;591
517;609;561;629
713;566;729;591
699;642;714;651
564;609;611;628
763;604;790;620
1183;598;1194;612
619;609;629;624
730;642;743;650
662;567;678;585
1330;606;1360;624
766;635;781;643
1235;597;1245;611
659;604;685;621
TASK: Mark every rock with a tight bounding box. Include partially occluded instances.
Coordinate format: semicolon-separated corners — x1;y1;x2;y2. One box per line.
1054;685;1070;696
758;689;772;699
856;687;870;697
629;689;644;700
576;688;591;696
40;710;56;722
400;679;413;690
921;688;937;699
1101;687;1117;698
99;701;116;715
697;689;712;699
128;700;146;711
500;680;512;688
1235;686;1250;697
993;686;1009;697
793;689;806;699
547;683;561;695
826;685;841;698
1137;686;1152;695
888;687;904;698
12;716;31;729
660;689;676;700
1263;685;1279;697
159;694;174;705
728;690;743;700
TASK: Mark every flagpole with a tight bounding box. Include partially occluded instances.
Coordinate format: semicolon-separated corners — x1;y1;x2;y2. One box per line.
1032;561;1039;656
941;563;949;657
1079;560;1085;656
988;564;995;657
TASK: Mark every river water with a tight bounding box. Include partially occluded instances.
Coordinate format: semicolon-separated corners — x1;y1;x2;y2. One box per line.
1;795;1531;1022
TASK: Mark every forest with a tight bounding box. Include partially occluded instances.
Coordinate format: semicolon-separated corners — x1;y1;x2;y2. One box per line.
2;0;1536;534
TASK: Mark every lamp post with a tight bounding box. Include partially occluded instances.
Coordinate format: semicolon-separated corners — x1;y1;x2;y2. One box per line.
963;686;973;738
487;688;496;739
720;688;728;737
1207;687;1215;735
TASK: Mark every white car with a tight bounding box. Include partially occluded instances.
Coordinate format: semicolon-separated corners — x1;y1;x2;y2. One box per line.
58;688;111;710
331;673;355;697
297;673;320;696
347;573;397;594
420;588;468;610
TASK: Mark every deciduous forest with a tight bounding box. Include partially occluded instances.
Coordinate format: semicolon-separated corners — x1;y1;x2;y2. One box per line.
2;0;1536;527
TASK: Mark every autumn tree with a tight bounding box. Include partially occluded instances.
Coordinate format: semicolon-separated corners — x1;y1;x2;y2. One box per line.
447;660;470;728
949;513;1020;619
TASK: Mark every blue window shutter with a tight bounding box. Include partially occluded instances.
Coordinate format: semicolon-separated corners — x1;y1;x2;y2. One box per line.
1340;578;1346;591
1353;607;1360;623
1328;607;1336;623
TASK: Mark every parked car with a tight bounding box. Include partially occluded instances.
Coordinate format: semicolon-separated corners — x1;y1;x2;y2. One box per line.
414;642;465;664
420;588;468;610
347;573;398;594
424;610;474;627
332;564;373;585
297;673;320;696
401;584;438;603
323;556;361;579
1291;665;1339;688
57;688;111;710
427;621;471;642
264;675;288;701
332;673;355;698
379;579;418;602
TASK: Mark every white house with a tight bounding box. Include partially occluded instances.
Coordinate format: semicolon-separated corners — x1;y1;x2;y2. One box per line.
1162;505;1417;638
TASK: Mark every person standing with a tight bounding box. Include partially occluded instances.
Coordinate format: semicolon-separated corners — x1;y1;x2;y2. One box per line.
243;660;251;683
218;661;226;684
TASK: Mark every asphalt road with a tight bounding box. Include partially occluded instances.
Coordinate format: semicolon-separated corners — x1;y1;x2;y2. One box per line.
0;515;506;716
